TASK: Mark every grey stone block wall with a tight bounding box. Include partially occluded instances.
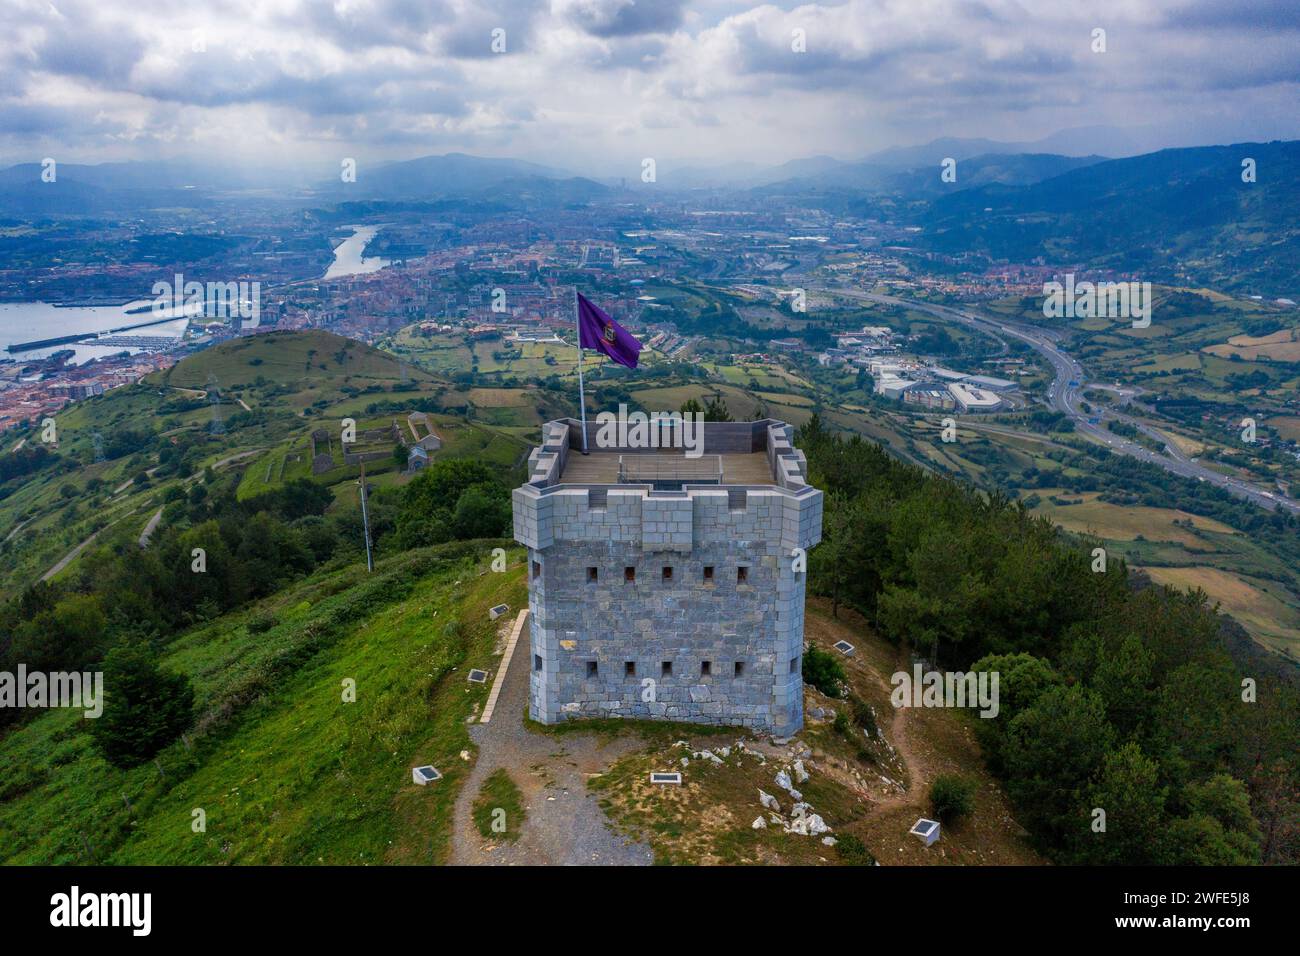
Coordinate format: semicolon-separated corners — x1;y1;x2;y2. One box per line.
514;419;822;734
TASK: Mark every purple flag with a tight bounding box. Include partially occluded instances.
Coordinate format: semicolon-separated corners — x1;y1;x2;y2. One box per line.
577;293;642;369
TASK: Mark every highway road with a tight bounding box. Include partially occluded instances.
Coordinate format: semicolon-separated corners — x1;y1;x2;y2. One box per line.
830;288;1300;515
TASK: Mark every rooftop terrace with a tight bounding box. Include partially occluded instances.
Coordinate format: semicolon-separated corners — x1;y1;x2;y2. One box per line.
559;450;775;486
522;418;813;493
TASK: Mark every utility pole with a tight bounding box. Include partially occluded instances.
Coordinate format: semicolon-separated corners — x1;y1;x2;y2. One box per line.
358;461;374;573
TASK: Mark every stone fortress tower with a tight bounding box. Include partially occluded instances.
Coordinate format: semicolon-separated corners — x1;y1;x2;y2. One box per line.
512;418;822;734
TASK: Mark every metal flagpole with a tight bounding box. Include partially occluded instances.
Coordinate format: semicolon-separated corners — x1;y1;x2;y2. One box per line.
575;286;589;454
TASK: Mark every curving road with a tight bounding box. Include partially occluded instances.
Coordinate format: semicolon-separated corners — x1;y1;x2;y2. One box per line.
830;288;1299;515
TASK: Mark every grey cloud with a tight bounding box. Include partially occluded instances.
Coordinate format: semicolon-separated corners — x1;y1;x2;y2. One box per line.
296;0;453;52
1164;0;1300;31
438;0;548;58
129;48;467;117
34;15;146;85
0;100;131;141
562;0;688;37
2;1;1298;165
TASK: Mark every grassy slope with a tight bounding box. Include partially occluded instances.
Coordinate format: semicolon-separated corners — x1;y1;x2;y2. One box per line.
471;769;525;842
164;329;435;397
0;542;526;865
1;329;530;595
234;414;529;502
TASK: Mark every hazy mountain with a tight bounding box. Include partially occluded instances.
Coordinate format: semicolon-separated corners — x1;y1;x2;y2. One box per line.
865;137;1032;169
661;155;849;189
657;160;768;189
337;152;576;200
898;153;1108;194
752;152;1106;198
917;140;1300;292
0;159;323;215
0;176;115;215
862;127;1149;167
0;168;219;216
473;174;612;206
0;160;315;192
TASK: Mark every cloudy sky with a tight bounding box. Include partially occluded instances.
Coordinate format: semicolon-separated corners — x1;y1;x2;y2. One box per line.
2;0;1298;172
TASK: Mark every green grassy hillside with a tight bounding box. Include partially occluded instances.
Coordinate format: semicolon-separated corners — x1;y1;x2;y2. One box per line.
163;329;436;403
0;330;529;599
0;541;525;865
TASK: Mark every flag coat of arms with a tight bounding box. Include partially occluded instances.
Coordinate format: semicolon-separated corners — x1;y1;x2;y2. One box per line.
577;293;642;368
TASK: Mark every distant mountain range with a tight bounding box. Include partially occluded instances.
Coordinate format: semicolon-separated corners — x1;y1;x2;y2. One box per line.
0;163;215;216
746;152;1108;197
916;140;1300;292
655;127;1154;189
2;135;1296;293
321;152;605;203
0;160;320;216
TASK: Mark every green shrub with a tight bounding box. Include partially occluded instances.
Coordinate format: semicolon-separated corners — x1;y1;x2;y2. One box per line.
91;644;195;769
802;645;846;698
835;834;875;865
930;774;976;823
847;693;877;735
247;612;279;634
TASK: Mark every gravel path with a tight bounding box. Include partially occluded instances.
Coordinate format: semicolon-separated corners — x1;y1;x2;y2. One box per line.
138;506;164;546
449;621;654;866
40;512;133;582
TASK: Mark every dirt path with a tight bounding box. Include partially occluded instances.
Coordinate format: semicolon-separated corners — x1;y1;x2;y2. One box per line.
805;609;931;799
861;646;940;819
804;602;1043;864
4;517;32;543
40;512;133;582
177;448;265;488
449;622;653;866
138;506;164;547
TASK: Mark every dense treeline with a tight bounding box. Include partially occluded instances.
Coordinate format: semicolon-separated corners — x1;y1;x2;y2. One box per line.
799;415;1299;865
0;444;60;485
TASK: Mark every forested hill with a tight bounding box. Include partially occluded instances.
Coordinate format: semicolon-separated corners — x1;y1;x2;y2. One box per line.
918;140;1300;293
800;415;1298;865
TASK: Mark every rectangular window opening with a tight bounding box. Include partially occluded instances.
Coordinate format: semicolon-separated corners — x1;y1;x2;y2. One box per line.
531;560;541;580
662;566;673;582
624;566;636;583
737;566;749;584
703;566;714;582
587;566;598;582
533;654;542;672
661;661;673;678
701;660;712;677
734;661;745;677
625;661;636;677
586;660;598;678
